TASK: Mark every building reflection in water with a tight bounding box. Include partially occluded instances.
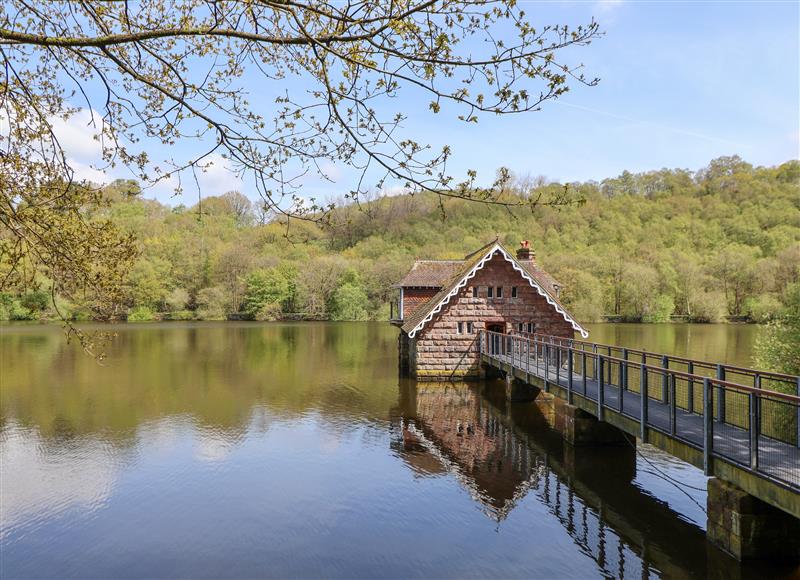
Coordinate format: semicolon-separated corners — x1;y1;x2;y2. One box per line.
391;380;784;580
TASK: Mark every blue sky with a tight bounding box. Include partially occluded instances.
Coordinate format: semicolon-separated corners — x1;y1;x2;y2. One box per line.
59;0;799;204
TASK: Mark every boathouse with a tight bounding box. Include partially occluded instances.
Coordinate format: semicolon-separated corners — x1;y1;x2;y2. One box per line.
392;239;588;380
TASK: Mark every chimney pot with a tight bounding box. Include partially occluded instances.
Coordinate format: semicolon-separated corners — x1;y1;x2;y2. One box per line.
517;240;535;262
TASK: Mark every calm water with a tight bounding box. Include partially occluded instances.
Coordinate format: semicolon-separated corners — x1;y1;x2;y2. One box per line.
0;322;795;578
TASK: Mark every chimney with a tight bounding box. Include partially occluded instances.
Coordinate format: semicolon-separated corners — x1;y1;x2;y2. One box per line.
517;240;535;263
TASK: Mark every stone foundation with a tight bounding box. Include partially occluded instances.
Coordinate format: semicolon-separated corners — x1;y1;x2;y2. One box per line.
553;398;632;447
707;478;800;561
505;376;540;402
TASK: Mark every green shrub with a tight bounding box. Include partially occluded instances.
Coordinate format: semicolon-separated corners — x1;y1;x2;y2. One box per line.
165;288;190;312
253;302;282;321
642;294;674;323
689;291;727;323
745;294;783;323
166;309;196;321
9;300;36;320
127;306;156;322
330;283;369;321
21;289;50;314
242;268;290;319
196;287;228;320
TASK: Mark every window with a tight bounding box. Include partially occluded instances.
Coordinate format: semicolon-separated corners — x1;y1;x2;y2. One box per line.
487;286;493;298
472;286;478;298
467;322;474;333
511;286;518;298
457;322;464;334
496;286;503;298
517;323;523;332
527;323;534;334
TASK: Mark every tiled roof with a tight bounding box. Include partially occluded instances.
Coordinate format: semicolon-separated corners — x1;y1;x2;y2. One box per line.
400;241;588;338
395;260;464;288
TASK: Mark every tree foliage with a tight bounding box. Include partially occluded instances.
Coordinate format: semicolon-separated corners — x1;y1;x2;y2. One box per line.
1;156;797;325
0;0;601;339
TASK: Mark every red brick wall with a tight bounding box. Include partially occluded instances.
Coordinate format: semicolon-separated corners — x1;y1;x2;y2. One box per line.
403;288;439;318
412;253;574;379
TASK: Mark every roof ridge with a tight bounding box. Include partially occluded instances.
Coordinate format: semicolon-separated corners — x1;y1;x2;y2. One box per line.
462;237;500;261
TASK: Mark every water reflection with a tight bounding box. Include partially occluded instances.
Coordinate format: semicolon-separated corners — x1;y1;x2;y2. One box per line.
1;322;794;579
392;381;794;579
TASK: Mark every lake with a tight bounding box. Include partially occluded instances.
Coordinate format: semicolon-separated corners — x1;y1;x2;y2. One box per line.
0;322;794;578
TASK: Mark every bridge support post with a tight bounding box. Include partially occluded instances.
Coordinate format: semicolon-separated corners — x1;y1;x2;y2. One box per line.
554;398;632;447
707;478;800;561
505;375;540;402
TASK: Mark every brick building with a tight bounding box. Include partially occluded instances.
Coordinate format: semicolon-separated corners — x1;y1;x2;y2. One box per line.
392;239;588;380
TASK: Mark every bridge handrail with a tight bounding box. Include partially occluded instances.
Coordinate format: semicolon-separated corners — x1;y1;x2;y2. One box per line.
524;331;800;384
479;328;800;494
481;330;800;404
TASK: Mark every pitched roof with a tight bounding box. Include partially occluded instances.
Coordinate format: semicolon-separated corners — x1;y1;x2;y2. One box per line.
400;241;588;339
395;260;464;288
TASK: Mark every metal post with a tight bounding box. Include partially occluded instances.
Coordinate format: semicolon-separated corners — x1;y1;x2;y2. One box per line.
545;343;550;383
797;377;800;449
526;337;530;374
703;377;713;476
716;364;726;424
543;341;550;393
593;344;598;379
598;355;605;421
687;361;694;414
582;351;587;396
670;375;676;435
556;345;561;386
567;348;574;405
749;391;759;470
640;363;648;442
661;356;669;403
619;359;624;413
622;348;629;392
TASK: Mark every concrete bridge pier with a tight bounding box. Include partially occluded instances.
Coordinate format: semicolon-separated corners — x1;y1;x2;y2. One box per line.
529;391;632;447
706;478;800;562
504;375;540;402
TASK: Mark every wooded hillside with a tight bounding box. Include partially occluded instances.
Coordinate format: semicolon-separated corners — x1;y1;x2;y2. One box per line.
3;156;798;324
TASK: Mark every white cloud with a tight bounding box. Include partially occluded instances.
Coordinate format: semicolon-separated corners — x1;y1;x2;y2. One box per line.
195;153;243;194
595;0;624;13
50;108;106;162
318;161;342;183
379;184;411;197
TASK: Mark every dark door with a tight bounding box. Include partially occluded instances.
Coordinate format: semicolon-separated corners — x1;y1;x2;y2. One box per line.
487;323;504;355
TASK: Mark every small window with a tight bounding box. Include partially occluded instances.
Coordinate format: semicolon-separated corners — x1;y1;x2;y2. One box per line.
457;322;464;334
517;323;523;332
527;323;534;334
496;286;503;298
487;286;493;298
472;286;478;298
511;286;518;298
467;322;474;333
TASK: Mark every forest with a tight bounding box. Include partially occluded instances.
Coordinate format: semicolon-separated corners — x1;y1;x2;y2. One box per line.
2;155;798;326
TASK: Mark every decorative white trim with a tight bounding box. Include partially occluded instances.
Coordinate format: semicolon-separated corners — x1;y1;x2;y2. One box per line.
407;243;589;339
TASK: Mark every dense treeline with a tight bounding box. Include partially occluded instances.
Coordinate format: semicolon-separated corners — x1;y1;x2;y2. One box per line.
2;156;798;324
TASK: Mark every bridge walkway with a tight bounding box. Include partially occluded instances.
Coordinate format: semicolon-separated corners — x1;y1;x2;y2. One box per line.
479;331;800;518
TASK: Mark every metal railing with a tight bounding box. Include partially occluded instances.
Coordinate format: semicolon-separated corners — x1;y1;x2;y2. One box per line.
479;330;800;491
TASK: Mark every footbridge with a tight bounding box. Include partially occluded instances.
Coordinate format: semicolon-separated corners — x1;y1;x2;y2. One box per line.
479;330;800;559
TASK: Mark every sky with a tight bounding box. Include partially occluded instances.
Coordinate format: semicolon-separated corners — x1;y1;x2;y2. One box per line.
54;0;800;204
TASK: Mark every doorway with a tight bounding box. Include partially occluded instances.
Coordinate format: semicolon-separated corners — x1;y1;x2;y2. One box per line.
486;323;504;355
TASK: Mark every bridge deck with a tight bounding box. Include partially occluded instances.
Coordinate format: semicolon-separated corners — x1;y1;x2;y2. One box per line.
485;351;800;495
